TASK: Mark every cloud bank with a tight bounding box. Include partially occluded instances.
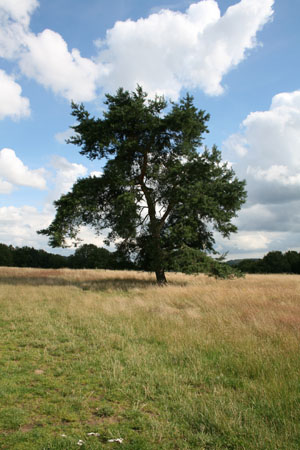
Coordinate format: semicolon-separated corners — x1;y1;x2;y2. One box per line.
20;29;100;101
96;0;274;98
0;154;98;249
221;89;300;257
0;70;30;119
0;148;46;193
0;0;274;103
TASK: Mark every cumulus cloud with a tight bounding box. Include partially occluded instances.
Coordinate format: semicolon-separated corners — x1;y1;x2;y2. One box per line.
50;156;87;198
0;205;51;247
224;90;300;203
0;0;38;58
221;89;300;256
244;91;300;170
0;204;107;251
0;0;274;102
0;179;14;194
247;165;300;186
95;0;274;98
0;148;46;190
217;229;300;260
0;0;38;26
0;70;30;119
0;155;102;249
20;29;100;102
54;128;74;145
0;154;105;249
227;231;272;251
0;0;100;102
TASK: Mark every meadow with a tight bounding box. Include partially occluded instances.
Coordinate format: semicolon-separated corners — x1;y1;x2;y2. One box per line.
0;267;299;449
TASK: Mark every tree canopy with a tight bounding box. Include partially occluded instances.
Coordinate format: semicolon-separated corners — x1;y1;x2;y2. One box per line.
39;86;247;283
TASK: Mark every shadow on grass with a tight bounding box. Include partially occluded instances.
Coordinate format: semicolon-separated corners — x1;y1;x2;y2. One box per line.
0;274;186;291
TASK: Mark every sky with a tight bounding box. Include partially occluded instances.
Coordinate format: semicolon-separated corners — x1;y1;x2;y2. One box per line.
0;0;299;259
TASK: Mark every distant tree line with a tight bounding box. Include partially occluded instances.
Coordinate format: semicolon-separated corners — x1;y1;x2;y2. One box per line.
0;241;242;278
231;251;300;274
0;243;135;270
1;243;299;276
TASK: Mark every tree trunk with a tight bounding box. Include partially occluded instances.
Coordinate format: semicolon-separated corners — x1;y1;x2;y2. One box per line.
139;172;167;285
152;233;167;285
155;268;167;285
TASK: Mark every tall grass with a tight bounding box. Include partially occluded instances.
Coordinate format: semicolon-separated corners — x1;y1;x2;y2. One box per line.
0;267;299;449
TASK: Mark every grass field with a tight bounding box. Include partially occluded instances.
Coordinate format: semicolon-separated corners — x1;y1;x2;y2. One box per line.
0;267;299;449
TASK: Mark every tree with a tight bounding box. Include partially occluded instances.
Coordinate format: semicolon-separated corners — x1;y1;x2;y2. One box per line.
39;87;247;284
285;250;300;274
0;243;14;266
261;251;291;273
70;244;113;269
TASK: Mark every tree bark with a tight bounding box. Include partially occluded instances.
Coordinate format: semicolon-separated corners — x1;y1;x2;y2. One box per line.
152;232;168;285
138;150;167;285
155;268;167;285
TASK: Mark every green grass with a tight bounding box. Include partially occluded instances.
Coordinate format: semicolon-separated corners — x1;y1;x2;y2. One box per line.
0;268;299;449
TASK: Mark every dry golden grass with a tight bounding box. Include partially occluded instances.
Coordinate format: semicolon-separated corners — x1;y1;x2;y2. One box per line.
1;267;299;340
0;267;299;449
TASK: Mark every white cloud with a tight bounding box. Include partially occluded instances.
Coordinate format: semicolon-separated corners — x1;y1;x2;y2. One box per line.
228;231;272;251
0;18;26;59
0;0;274;103
0;148;46;190
0;205;52;248
223;133;248;157
215;228;282;257
219;89;300;257
247;165;300;186
0;70;30;119
68;226;107;249
90;171;103;178
54;128;74;145
224;89;300;200
0;205;107;251
0;0;38;59
217;228;300;260
20;29;100;101
95;0;274;98
0;155;103;250
0;179;13;194
242;91;300;169
50;156;87;198
0;0;38;26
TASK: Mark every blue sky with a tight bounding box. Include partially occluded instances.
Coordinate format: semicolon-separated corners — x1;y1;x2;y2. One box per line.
0;0;299;259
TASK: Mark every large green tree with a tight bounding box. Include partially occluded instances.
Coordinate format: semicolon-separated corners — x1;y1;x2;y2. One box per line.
39;87;246;284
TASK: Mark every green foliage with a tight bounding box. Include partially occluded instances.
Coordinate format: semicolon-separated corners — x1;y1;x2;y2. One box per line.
13;246;68;268
285;250;300;273
0;242;134;271
39;86;247;283
0;243;14;266
262;250;293;273
235;250;300;274
0;243;69;269
166;246;243;279
70;244;112;269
